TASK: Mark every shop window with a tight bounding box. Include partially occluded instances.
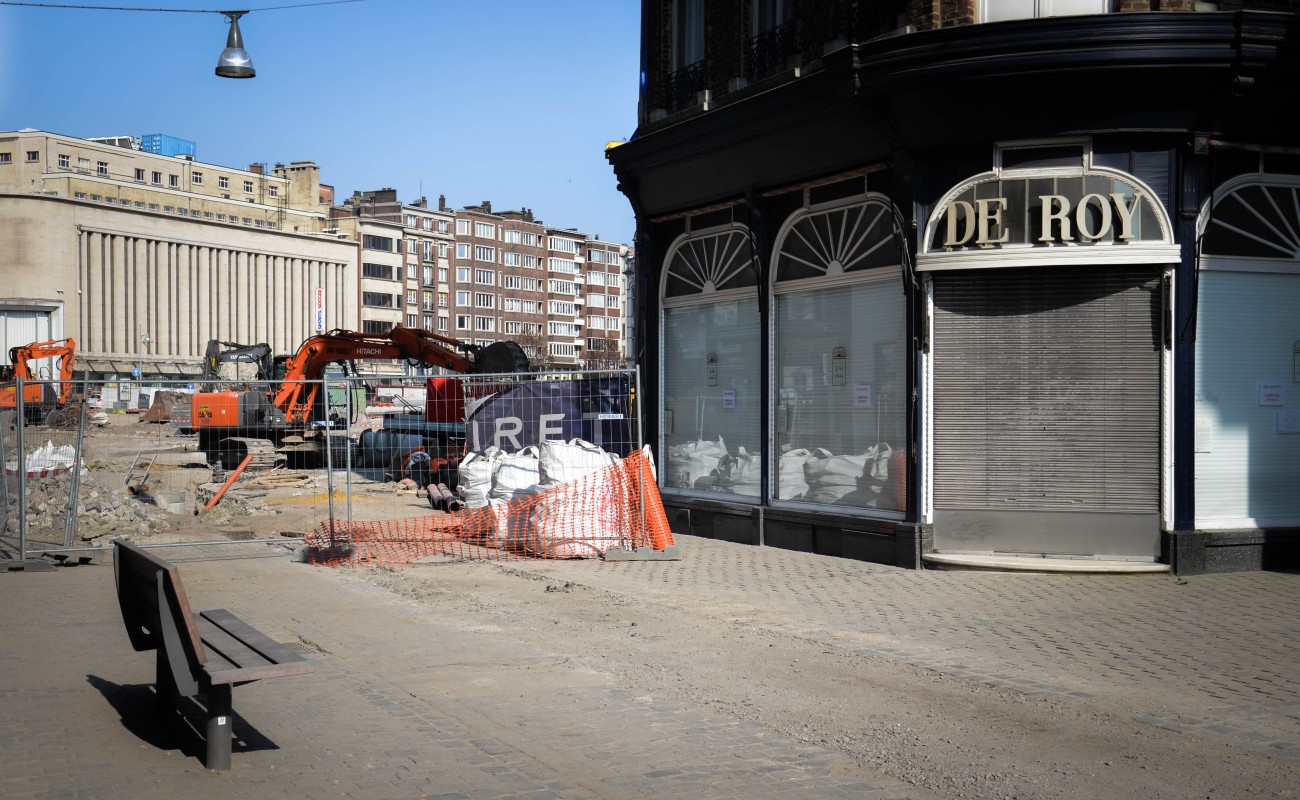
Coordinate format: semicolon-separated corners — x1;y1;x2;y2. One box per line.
661;224;761;497
772;196;906;511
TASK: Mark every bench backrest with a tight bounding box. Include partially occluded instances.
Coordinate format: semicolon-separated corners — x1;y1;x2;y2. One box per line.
114;539;208;695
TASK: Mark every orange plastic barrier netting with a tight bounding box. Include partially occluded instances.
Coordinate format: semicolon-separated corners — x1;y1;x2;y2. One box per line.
303;447;673;567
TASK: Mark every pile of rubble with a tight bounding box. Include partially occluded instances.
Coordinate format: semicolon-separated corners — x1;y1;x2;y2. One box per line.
4;469;172;545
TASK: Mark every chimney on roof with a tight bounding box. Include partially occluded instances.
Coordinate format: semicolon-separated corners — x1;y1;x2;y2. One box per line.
250;163;263;175
482;200;491;213
438;194;446;211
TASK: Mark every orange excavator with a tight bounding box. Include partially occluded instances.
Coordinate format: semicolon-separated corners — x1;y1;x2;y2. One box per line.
191;326;528;469
0;337;78;424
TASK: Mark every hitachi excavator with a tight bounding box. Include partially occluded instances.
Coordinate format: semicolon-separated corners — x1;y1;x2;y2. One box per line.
0;337;78;424
191;326;528;469
199;339;280;387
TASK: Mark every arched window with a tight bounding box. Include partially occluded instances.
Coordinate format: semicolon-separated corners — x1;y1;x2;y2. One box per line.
771;196;907;511
660;224;762;497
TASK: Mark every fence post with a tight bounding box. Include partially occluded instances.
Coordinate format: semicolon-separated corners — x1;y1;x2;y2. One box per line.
62;378;91;547
15;377;26;560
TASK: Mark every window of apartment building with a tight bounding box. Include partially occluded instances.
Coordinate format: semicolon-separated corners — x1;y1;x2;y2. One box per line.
0;152;11;164
406;261;418;278
456;290;471;306
363;234;394;252
549;342;580;358
437;242;449;258
149;203;160;211
438;267;449;283
406;239;416;254
475;292;495;309
456;314;471;330
503;275;523;290
456;266;471;282
91;194;103;202
422;265;434;285
549;237;578;253
504;321;522;335
523;300;541;314
25;150;39;162
456;219;470;235
436;316;448;332
57;154;69;169
243;180;254;193
192;171;203;185
95;161;108;176
406;289;418;305
588;271;606;286
204;211;214;220
549;279;578;295
406;215;417;228
456;243;471;259
438;220;449;233
525;277;541;291
363;292;395;308
523;255;539;269
523;232;539;246
504;252;522;267
193;210;203;218
423;291;435;310
407;314;418;327
475;268;496;285
152;171;162;185
74;191;87;199
163;205;174;213
422;218;432;231
268;186;278;198
588;315;606;330
362;262;394;280
550;322;580;337
588;249;606;263
422;242;434;261
363;320;391;334
169;174;179;188
438;292;448;308
609;252;623;267
587;293;606;308
475;316;496;332
549;258;579;274
242;217;252;226
549;300;576;316
216;213;225;221
475;221;496;239
219;176;229;189
504;298;522;312
425;314;436;329
475;245;495;262
981;0;1108;23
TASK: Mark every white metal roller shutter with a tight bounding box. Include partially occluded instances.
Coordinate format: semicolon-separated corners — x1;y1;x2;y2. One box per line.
933;266;1162;521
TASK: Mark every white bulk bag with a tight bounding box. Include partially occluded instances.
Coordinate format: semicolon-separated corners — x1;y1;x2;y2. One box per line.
665;436;726;489
457;446;502;510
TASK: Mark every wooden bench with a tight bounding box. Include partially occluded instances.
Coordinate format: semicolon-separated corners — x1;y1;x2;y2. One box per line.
113;539;315;770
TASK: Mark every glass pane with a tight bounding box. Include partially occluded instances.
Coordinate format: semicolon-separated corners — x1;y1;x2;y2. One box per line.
774;282;906;509
662;299;762;497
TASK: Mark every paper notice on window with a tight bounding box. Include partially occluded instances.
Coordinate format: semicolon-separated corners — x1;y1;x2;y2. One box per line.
1258;381;1285;406
1278;409;1300;435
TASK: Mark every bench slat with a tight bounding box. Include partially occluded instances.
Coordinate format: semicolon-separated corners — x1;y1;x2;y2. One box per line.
195;610;314;685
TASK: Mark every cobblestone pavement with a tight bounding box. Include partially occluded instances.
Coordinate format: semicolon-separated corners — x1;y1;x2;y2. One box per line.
514;539;1300;762
2;535;1297;799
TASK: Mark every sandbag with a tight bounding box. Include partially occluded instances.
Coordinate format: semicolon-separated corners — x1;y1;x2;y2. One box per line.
538;438;616;485
457;447;502;509
489;446;542;502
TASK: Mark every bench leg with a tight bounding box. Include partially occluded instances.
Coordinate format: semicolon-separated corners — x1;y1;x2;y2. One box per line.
205;684;233;771
154;650;178;713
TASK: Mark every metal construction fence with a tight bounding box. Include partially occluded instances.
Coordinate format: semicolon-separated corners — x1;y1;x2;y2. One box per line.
2;368;667;568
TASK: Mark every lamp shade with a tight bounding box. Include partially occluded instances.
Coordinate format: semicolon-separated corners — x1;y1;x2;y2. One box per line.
215;13;255;79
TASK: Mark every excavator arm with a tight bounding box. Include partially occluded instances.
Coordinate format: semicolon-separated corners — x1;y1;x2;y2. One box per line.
2;338;77;407
272;326;528;425
201;340;275;386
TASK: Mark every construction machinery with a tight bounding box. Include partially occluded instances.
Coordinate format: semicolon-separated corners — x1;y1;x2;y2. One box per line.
0;338;78;424
200;340;280;386
191;326;529;469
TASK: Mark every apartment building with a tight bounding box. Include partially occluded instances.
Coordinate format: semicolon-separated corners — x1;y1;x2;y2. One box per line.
0;129;355;378
608;1;1300;573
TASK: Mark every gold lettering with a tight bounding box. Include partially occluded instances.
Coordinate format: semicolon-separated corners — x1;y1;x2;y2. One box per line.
1076;193;1111;241
944;200;976;247
1110;191;1142;240
1039;195;1071;243
976;198;1010;245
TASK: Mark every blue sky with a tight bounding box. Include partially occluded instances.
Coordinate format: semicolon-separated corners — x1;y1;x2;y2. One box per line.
0;0;641;244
